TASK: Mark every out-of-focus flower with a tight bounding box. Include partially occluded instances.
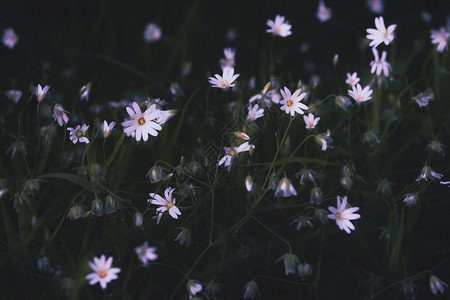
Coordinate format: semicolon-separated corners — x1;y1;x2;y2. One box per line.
303;113;320;129
104;196;119;214
279;86;308;116
134;211;143;227
208;67;239;89
412;89;434;107
297;168;316;185
401;281;416;300
135;242;158;265
174;227;192;246
328;196;360;234
403;193;418;207
416;165;443;182
67;204;85;220
427;139;445;156
275;176;297;197
5;90;22;103
67;124;90;144
278;253;299;276
310;187;323;205
249;89;281;107
242;280;259;299
340;176;352;190
362;130;380;146
245;175;253;192
147;166;166;183
298;263;313;279
23;178;42;195
2;28;18;49
220;47;235;69
143;22;161;42
370;48;391;76
335;95;352;111
247;104;264;121
35;84;50;102
79;82;91;101
430;275;448;295
333;54;339;66
366;16;397;48
122;102;162;141
53;104;69;127
375;178;393;196
102;120;115;138
6;140;27;158
218;141;254;172
266;15;292;37
148;187;181;224
85;255;121;290
187;280;202;299
430;27;449;53
315;129;333;151
348;84;373;104
345;72;360;86
291;215;313;230
366;0;384;14
90;199;104;216
316;1;332;22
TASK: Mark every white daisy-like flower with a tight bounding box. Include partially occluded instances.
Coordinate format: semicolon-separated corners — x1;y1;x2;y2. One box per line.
148;187;181;224
67;124;89;144
102;120;116;138
143;22;162;42
266;15;292;37
430;27;449;53
52;104;69;127
2;28;18;49
121;102;162;142
327;195;360;234
85;255;121;290
135;242;158;265
345;72;360;86
430;275;448;295
275;176;297;197
366;16;397;48
247;104;264;121
303;113;320;129
370;48;391;76
279;86;308;116
316;1;332;23
416;165;443;182
348;84;373;104
35;84;50;102
208;67;240;89
220;47;235;69
218;141;255;172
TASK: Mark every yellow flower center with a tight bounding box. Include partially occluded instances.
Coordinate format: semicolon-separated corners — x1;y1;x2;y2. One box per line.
167;202;173;209
138;117;146;125
220;79;230;87
286;99;293;107
98;270;108;278
308;122;314;127
229;149;237;156
75;131;83;138
56;110;62;115
335;212;342;220
140;248;147;257
384;32;389;39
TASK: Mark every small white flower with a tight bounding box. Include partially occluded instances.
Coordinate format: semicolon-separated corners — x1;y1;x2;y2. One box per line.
242;281;259;299
278;253;299;276
275;176;297;198
298;263;313;279
67;124;89;144
366;16;397;48
345;72;360;86
370;48;391;76
416;165;443;182
412;89;434;107
121;102;162;141
2;28;18;49
208;67;240;89
335;95;352;111
328;196;360;234
245;175;253;192
430;27;449;53
247;104;264;121
220;47;235;69
187;280;202;299
135;242;158;265
279;86;308;116
429;275;447;295
35;84;50;102
52;104;69;127
143;22;162;42
79;82;92;101
218;141;254;171
266;15;292;37
148;187;181;224
134;211;143;227
102;120;115;138
85;255;121;290
348;84;373;104
316;129;333;151
5;90;22;103
316;1;332;22
303;113;320;129
403;193;418;207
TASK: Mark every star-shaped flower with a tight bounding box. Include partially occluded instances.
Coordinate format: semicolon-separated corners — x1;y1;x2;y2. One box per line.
85;255;121;290
366;16;397;48
328;195;360;234
208;67;240;89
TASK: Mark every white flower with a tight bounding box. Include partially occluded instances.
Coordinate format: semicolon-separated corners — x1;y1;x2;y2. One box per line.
416;165;443;182
245;175;253;192
266;15;292;37
135;242;158;265
2;28;18;49
52;104;69;127
242;281;259;299
298;263;313;279
187;280;202;299
208;67;239;89
35;84;50;102
278;253;299;276
327;196;360;234
249;89;280;107
279;86;308;116
366;16;397;48
67;124;89;144
370;48;391;76
218;141;254;171
79;82;91;101
303;113;320;129
275;176;297;197
143;22;162;42
220;47;235;69
316;1;332;22
430;27;449;53
335;95;352;111
102;120;115;138
412;89;434;107
247;104;264;121
121;102;162;141
403;193;418;207
5;90;22;103
345;72;360;86
429;275;447;295
348;84;373;103
85;255;121;290
134;212;143;227
148;187;181;224
315;129;333;151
